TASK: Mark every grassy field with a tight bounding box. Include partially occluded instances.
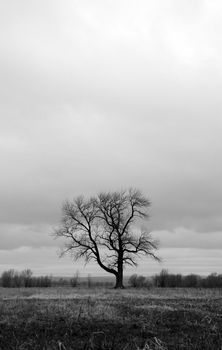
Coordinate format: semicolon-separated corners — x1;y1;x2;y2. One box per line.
0;287;222;349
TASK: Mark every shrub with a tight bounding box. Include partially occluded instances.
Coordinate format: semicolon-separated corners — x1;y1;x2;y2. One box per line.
154;269;169;288
203;273;222;288
1;269;16;287
128;274;147;288
153;271;222;288
182;274;199;288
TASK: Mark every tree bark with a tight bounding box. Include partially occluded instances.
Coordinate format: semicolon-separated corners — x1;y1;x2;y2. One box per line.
114;256;124;288
114;273;124;288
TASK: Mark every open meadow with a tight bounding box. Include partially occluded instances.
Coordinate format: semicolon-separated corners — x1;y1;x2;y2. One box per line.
0;287;222;350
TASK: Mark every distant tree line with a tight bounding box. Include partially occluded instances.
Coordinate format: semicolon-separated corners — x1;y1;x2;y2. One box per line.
0;269;114;288
128;270;222;288
2;269;222;289
0;269;52;288
69;273;114;288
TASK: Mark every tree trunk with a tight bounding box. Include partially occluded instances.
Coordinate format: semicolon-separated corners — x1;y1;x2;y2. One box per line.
114;258;124;288
114;273;124;288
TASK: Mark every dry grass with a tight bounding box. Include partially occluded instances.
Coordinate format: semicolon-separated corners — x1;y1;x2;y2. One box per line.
0;287;222;349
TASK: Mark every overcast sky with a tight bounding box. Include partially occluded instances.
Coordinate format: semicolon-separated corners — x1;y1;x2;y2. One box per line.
1;0;222;276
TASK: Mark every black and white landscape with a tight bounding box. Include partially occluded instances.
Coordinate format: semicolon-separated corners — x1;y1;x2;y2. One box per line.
1;1;222;349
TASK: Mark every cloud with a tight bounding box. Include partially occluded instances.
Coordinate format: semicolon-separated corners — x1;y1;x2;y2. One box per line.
0;245;221;277
156;247;222;275
1;0;222;104
153;228;222;250
0;223;55;250
0;0;222;270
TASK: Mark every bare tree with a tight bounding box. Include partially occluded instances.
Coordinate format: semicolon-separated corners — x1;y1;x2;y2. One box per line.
54;188;160;288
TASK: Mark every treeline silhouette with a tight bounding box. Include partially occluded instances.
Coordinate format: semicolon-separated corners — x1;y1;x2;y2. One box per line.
0;269;113;288
129;270;222;288
2;269;222;288
0;269;52;288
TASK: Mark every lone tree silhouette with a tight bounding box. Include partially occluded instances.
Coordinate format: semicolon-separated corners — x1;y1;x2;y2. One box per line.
54;188;160;288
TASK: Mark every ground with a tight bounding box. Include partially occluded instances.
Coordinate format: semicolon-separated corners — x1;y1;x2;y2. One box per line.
0;287;222;349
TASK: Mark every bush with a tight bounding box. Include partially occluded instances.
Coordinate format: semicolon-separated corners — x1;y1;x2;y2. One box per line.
128;274;148;288
182;274;199;288
1;269;16;287
154;269;169;288
153;270;222;288
21;269;33;287
203;273;222;288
